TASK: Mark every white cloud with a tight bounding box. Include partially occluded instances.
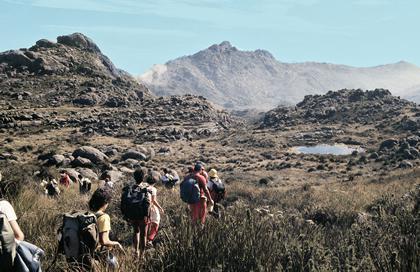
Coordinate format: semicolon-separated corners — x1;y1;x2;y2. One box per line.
42;24;194;37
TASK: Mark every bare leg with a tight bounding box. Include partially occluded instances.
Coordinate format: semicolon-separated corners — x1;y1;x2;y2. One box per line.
139;223;148;255
133;223;140;256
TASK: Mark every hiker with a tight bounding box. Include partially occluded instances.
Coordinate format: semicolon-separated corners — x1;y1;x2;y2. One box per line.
207;169;226;218
59;170;71;188
195;161;209;181
89;188;123;269
79;174;92;194
180;163;214;225
121;168;151;257
161;168;180;189
103;174;114;189
145;171;164;246
0;172;25;271
45;179;60;197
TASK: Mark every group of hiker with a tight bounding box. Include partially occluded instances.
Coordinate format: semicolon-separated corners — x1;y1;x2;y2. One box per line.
0;162;226;271
40;170;93;197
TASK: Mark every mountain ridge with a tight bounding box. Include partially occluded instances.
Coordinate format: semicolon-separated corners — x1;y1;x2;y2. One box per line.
138;41;420;110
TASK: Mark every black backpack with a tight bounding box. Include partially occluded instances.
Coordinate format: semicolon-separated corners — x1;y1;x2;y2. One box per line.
46;183;58;196
120;185;150;220
210;179;226;202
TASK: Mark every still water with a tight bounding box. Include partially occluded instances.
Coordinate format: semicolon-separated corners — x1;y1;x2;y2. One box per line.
292;144;364;155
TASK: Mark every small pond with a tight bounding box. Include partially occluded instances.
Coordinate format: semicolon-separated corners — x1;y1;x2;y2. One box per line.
292;144;364;155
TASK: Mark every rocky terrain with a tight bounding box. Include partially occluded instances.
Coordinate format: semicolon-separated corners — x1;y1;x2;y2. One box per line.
0;34;238;144
262;88;419;129
0;33;151;109
138;41;420;110
0;35;418;271
0;33;418;188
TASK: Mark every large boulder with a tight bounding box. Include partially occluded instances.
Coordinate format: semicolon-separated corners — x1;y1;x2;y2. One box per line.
100;170;124;182
71;157;94;168
121;150;147;161
35;39;56;48
72;146;109;165
73;94;98;106
57;33;101;53
77;168;98;181
0;50;33;68
379;139;398;150
50;154;65;166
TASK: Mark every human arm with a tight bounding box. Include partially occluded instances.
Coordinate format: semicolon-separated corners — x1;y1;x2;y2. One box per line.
97;214;123;251
151;195;164;214
1;201;24;240
198;176;213;204
99;231;123;251
9;220;24;241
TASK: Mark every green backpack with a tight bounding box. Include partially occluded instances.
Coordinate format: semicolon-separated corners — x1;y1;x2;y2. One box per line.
0;206;17;272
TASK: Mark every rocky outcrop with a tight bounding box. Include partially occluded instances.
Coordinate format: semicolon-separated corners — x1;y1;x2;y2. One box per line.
57;33;101;53
72;146;109;165
0;34;239;143
0;33;151;109
261;89;417;129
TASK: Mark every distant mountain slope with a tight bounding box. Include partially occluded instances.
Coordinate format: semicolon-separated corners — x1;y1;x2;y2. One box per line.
138;42;420;110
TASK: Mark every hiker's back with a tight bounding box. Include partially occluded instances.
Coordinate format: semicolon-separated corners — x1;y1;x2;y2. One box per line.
209;178;225;202
120;183;151;221
46;183;60;196
180;174;201;204
79;178;92;194
58;211;98;268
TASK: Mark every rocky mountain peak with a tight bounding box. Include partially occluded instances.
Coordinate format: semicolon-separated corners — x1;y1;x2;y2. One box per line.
207;41;237;53
56;33;101;53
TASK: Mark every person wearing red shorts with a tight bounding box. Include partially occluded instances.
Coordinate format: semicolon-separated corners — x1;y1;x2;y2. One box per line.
189;163;213;225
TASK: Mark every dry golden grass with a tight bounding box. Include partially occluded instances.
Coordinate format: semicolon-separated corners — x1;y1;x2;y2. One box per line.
5;167;418;271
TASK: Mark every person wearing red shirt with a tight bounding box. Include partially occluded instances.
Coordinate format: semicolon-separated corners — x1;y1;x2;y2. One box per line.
59;170;71;188
189;163;213;225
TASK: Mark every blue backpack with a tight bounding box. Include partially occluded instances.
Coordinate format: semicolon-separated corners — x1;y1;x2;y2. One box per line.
180;176;201;204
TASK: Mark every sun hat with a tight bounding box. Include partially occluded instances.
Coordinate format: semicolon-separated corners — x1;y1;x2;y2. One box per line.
208;169;218;178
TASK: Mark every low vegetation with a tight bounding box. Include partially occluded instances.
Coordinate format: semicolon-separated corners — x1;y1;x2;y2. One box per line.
2;162;418;271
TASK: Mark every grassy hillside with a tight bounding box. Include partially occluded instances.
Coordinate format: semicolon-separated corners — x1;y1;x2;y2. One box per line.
3;163;418;271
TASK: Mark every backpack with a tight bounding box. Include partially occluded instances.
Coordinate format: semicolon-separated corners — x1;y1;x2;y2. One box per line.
14;240;44;272
58;212;98;263
180;176;201;204
120;185;150;220
0;208;16;272
209;179;226;202
46;183;59;196
79;179;91;194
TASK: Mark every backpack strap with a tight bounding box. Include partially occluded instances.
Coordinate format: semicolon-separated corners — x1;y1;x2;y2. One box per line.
95;211;105;220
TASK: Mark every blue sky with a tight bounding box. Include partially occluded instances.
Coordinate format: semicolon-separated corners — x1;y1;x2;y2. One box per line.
1;0;419;75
